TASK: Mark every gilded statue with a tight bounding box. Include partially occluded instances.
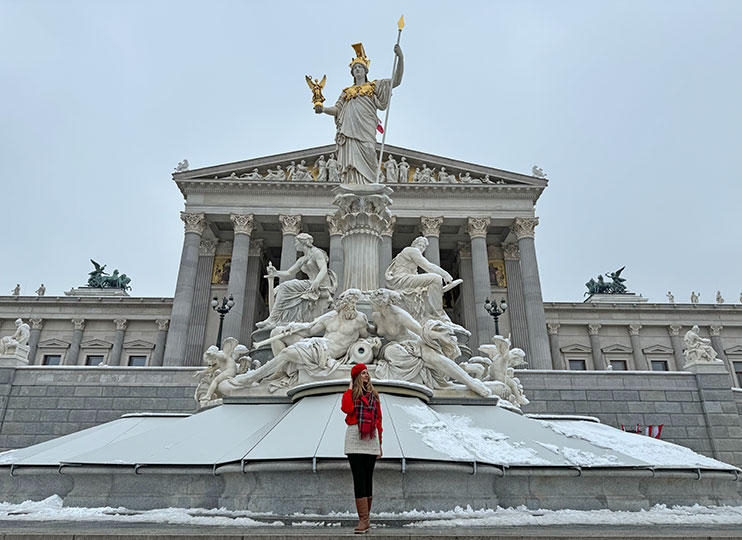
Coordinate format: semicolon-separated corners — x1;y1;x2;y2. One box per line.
305;74;327;109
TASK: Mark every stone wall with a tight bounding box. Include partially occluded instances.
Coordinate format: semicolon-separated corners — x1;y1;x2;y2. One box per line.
1;366;741;468
0;367;197;451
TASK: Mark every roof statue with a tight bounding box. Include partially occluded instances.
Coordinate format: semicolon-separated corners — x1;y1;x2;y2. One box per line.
585;266;629;296
87;259;132;291
314;40;404;184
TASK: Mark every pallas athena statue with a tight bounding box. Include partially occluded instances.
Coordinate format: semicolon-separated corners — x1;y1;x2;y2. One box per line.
315;42;404;184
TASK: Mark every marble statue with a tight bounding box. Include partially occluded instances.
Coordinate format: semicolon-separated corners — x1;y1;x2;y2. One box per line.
411;167;421;183
327;154;340;182
11;284;20;296
418;164;434;183
384;155;398;183
667;291;675;303
459;172;473;183
468;336;529;406
174;159;189;172
315;42;404;184
690;291;700;304
385;236;459;326
294;160;313;181
286;161;297;181
532;165;547;178
481;174;492;184
0;318;30;356
683;325;719;364
374;313;491;398
35;284;45;296
264;165;286;181
315;155;328;182
716;290;725;304
230;289;370;390
241;168;263;180
398;156;409;182
257;233;338;329
194;337;249;403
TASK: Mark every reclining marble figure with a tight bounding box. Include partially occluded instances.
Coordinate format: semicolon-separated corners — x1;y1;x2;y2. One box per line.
0;318;30;357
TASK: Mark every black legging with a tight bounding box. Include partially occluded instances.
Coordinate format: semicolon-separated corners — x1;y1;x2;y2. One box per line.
347;453;377;498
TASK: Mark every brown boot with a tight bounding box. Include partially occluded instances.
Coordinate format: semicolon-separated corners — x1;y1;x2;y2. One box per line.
354;497;370;533
367;496;373;525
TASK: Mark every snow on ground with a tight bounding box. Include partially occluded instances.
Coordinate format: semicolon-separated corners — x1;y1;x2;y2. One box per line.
541;420;738;469
2;496;742;527
401;404;550;465
0;495;283;527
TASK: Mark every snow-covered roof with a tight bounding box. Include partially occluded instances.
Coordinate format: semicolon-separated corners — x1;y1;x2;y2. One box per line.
0;390;736;472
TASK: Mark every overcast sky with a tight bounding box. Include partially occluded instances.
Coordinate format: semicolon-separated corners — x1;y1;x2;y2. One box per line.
1;1;740;304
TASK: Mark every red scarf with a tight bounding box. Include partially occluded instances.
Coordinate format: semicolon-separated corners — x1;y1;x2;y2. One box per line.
355;391;378;440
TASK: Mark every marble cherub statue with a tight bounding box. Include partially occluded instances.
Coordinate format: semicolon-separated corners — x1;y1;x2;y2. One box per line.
314;42;404;184
468;336;529;406
194;337;250;403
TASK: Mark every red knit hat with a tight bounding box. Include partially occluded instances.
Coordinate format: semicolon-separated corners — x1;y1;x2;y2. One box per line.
351;363;367;380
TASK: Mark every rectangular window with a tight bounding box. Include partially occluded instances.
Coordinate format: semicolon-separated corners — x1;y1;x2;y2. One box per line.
43;354;61;366
651;360;669;371
568;359;586;370
733;361;742;388
128;355;147;367
85;355;105;366
611;360;627;371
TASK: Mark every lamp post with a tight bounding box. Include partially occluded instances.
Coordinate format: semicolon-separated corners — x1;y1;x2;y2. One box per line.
211;294;235;348
484;297;508;336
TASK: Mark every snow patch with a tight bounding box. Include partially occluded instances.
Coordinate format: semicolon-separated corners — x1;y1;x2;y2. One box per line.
541;420;738;469
536;442;624;467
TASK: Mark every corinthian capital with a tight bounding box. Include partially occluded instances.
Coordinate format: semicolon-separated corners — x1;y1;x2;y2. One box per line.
326;214;342;236
249;238;265;256
628;323;642;336
71;318;86;331
114;318;128;331
381;215;397;237
30;318;44;330
279;214;302;235
420;216;444;238
155;319;170;331
230;213;255;236
513;217;539;240
456;241;472;258
501;243;520;260
466;217;490;239
587;323;601;336
668;324;683;336
198;238;217;256
709;324;723;337
547;323;560;335
180;212;206;235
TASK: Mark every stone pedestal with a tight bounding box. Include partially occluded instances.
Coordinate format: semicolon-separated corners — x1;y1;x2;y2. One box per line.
64;287;129;297
332;184;394;292
584;293;649;303
0;345;29;366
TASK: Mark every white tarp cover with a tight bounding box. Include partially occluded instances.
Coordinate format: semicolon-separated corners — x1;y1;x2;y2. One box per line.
0;393;737;471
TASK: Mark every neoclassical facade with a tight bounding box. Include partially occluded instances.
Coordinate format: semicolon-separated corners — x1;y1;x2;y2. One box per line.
2;144;741;387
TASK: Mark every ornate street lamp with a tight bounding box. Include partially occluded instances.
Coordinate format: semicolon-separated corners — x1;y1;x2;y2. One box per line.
484;297;508;336
211;294;235;348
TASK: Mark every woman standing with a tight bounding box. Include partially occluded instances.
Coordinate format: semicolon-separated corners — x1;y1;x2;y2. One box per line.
341;364;382;534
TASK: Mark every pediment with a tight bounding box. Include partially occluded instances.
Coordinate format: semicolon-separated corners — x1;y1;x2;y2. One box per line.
38;339;70;349
81;339;113;349
725;345;742;355
561;344;591;353
602;344;633;354
124;340;155;349
174;143;547;190
643;344;674;354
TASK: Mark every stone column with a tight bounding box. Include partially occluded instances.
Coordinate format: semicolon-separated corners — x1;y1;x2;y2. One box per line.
278;215;302;283
327;215;344;292
185;238;217;366
27;318;43;365
456;241;478;346
223;214;254;343
379;216;396;288
420;216;443;266
164;212;206;366
151;319;169;367
513;217;552;370
668;324;684;371
628;324;650;370
501;243;528;352
66;319;85;365
110;319;127;366
709;325;735;386
333;184;393;292
587;323;606;370
466;217;495;346
547;323;565;369
241;238;265;345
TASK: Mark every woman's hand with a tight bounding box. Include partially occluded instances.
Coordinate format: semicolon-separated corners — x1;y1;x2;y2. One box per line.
377;449;383;459
349;378;353;389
